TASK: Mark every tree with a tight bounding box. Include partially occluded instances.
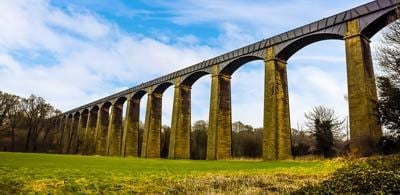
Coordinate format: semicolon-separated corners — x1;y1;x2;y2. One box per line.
21;95;54;152
40;109;62;152
7;98;24;151
0;92;20;131
291;129;314;157
190;120;207;159
160;125;170;158
305;106;344;158
377;20;400;136
0;92;21;151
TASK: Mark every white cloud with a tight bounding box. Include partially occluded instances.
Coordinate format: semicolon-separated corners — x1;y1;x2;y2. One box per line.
0;0;218;114
0;0;382;131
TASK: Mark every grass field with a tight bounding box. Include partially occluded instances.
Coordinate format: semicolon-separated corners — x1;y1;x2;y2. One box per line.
0;152;344;194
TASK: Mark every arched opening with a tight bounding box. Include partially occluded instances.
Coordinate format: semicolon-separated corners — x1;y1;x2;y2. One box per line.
220;56;263;75
123;90;147;157
87;106;99;155
68;112;80;154
96;102;111;156
156;82;173;158
219;56;264;159
61;114;73;154
180;71;211;160
361;8;400;39
77;109;89;154
141;82;173;158
108;97;126;156
276;33;344;61
284;38;349;157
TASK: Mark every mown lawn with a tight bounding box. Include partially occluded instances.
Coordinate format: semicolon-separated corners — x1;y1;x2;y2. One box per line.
0;152;344;194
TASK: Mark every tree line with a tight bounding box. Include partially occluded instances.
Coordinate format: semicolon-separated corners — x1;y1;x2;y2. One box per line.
0;93;61;152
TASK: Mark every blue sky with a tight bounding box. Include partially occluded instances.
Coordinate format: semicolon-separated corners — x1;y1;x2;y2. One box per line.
0;0;384;129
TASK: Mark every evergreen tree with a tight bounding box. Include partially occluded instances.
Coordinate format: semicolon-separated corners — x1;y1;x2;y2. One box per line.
305;106;344;158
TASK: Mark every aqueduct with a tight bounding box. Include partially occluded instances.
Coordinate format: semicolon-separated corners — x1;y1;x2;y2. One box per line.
59;0;400;160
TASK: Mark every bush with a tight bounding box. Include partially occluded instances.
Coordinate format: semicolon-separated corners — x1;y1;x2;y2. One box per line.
377;136;400;155
295;155;400;194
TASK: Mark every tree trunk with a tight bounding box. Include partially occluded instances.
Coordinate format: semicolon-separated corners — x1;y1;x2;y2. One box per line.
11;126;15;152
24;128;32;152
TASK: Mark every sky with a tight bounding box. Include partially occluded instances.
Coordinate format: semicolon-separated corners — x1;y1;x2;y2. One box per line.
0;0;386;129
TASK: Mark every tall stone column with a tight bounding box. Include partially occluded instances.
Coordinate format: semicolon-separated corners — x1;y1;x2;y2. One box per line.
263;47;291;160
142;92;162;158
344;19;382;156
64;116;74;154
86;109;98;155
207;65;232;160
58;117;66;153
169;81;191;159
77;112;88;154
107;103;124;156
61;116;71;154
122;99;140;157
69;115;80;154
95;106;110;156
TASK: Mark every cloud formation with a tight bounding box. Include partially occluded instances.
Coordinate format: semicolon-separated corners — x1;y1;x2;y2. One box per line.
0;0;382;130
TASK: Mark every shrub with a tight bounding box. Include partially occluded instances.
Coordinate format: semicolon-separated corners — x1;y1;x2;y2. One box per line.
295;155;400;194
377;136;400;155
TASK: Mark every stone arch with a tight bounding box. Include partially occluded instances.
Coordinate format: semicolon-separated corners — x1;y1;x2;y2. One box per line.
168;71;211;160
90;105;99;112
152;82;174;94
68;111;81;154
115;96;127;106
95;101;112;155
73;111;80;118
108;97;127;156
77;109;89;153
180;70;210;87
276;33;344;61
219;55;264;75
361;7;400;38
81;109;89;115
86;105;99;155
122;89;148;158
132;90;147;101
101;101;112;110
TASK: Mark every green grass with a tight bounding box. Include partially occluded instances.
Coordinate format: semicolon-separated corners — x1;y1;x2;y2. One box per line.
0;152;343;194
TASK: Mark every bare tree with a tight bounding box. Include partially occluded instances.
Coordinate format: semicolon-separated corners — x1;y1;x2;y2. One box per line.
0;92;21;151
191;120;208;159
7;98;24;151
21;95;53;152
377;21;400;135
41;109;62;151
305;106;344;158
0;92;19;131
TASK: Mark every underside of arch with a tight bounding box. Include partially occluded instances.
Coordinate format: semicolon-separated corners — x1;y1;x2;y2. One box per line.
277;33;344;61
90;105;99;112
220;55;263;75
153;82;173;94
132;90;147;100
73;112;80;117
181;71;210;86
81;109;89;115
361;7;400;38
115;96;127;106
101;102;112;109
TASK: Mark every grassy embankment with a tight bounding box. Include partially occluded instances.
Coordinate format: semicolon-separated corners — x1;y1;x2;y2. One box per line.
0;152;344;194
